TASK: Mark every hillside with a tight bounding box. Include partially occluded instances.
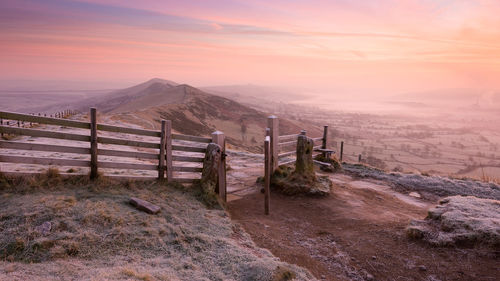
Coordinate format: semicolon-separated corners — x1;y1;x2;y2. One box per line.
79;78;319;152
0;173;316;281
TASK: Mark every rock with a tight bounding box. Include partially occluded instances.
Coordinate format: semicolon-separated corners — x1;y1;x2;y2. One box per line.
418;265;427;271
409;192;421;198
406;220;428;239
406;196;500;248
366;273;374;280
35;221;51;236
271;136;333;196
307;176;332;196
294;135;315;178
200;143;222;205
129;197;161;214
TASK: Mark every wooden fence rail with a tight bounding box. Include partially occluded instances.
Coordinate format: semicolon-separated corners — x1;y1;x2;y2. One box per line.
268;115;327;167
0;109;226;200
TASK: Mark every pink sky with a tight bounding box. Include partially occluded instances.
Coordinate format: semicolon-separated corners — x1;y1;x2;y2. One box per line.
1;0;500;96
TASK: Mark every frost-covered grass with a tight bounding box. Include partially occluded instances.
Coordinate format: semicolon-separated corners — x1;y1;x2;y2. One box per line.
407;196;500;248
343;163;500;200
0;172;316;281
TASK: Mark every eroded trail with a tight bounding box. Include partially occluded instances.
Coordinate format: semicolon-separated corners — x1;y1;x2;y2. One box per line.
226;152;499;281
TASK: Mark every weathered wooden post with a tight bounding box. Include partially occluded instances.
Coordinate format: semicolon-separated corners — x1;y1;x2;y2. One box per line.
90;108;98;179
165;120;173;181
358;154;362;162
0;119;3;138
322;125;328;149
212;131;226;202
158;120;167;179
267;116;279;171
201;143;222;204
340;141;344;161
321;125;328;159
264;135;271;215
296;134;314;176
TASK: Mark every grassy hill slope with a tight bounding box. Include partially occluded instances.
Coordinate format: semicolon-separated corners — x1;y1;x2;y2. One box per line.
81;78;320;152
0;172;316;281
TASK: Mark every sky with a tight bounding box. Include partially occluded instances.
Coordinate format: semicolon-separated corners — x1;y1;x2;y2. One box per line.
1;0;500;96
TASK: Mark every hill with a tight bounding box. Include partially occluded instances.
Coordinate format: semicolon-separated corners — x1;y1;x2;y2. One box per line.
78;78;319;152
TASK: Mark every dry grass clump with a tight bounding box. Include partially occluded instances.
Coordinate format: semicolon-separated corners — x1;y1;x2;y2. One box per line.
272;266;297;281
1;134;17;141
0;173;317;280
407;196;500;249
121;268;155;281
314;154;342;172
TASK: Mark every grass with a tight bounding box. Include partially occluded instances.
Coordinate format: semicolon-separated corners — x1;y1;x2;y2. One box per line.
0;172;316;280
1;134;17;141
343;163;500;200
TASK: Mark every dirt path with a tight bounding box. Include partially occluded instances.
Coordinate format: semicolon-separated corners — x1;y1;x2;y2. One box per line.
226;155;499;281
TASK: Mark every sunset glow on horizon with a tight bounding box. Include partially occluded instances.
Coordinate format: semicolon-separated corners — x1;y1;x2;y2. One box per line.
1;0;500;95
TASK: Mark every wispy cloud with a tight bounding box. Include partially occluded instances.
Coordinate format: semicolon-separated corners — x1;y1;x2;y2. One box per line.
0;0;499;92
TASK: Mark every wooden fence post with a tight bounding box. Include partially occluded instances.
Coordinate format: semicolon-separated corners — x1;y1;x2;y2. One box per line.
212;131;226;202
358;154;362;162
340;141;344;161
322;125;328;149
264;135;271;215
90;108;98;179
165;120;173;181
159;120;167;179
267;116;279;171
0;119;3;138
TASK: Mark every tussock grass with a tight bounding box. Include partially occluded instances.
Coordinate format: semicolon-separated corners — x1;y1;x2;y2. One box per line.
1;134;17;141
314;154;342;172
0;173;316;280
343;163;500;201
407;196;500;249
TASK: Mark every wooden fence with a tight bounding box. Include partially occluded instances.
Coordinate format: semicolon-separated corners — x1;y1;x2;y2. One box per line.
263;115;331;214
267;116;328;170
0;109;226;200
0;110;77;137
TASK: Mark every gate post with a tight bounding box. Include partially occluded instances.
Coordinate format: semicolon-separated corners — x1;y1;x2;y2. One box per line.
212;131;226;202
322;125;328;158
165;120;173;182
267;116;279;171
264;135;271;215
89;108;98;180
159;120;167;179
